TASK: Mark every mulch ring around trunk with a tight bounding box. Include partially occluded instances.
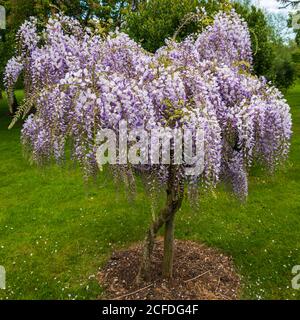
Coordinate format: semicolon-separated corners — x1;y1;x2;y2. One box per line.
98;239;241;300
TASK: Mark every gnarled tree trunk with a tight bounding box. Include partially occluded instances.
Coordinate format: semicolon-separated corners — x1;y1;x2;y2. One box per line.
163;213;175;279
137;164;184;283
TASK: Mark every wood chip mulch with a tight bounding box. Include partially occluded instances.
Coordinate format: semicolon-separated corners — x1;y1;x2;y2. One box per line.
98;239;241;300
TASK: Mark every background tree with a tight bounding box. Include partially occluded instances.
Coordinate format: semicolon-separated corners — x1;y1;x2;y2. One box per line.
269;13;298;89
234;2;275;79
265;9;297;91
291;44;300;77
272;43;297;91
269;9;300;87
125;0;231;53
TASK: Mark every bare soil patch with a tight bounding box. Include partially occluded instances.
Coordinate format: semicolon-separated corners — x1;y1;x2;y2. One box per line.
98;239;240;300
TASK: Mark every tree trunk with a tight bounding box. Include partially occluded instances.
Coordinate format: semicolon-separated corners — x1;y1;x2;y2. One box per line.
137;211;165;283
163;214;175;279
137;164;184;283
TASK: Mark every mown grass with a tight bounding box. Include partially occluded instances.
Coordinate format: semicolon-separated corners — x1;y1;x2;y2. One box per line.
0;85;299;300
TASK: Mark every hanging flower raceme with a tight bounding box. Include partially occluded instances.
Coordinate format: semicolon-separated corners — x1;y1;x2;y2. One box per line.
16;17;40;56
4;57;24;113
195;10;253;67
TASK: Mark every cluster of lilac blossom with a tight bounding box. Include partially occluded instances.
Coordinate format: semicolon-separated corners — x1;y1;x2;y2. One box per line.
16;17;40;55
4;57;23;113
4;10;292;199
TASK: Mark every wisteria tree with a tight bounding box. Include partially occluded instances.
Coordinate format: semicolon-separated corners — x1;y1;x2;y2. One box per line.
4;10;292;282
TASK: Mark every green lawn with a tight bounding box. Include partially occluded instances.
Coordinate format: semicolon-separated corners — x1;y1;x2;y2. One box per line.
0;85;299;300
